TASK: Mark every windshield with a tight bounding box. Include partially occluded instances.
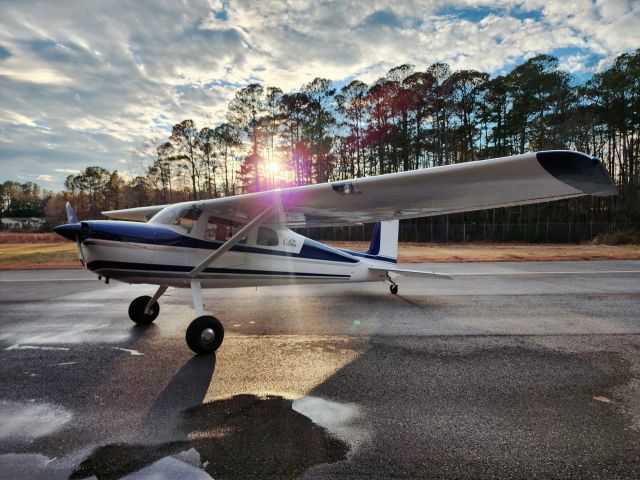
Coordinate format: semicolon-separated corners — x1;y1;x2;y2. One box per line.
149;204;202;234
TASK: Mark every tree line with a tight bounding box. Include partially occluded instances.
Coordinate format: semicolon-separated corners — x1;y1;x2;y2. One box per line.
3;49;639;233
0;181;46;217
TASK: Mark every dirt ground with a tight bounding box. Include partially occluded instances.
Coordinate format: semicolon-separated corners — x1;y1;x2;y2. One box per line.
1;234;639;269
0;232;65;243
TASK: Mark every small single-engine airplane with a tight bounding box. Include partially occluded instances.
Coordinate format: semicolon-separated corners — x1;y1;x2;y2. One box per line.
55;150;616;354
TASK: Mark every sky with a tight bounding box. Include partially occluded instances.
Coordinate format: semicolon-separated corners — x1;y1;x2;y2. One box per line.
0;0;638;191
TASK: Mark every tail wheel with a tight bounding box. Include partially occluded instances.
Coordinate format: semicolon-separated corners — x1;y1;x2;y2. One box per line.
128;295;160;324
186;315;224;355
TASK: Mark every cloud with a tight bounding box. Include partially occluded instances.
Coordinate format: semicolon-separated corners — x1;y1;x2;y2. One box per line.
558;53;594;73
0;0;637;190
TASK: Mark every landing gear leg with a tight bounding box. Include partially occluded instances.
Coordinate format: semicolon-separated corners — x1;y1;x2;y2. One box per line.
129;285;167;324
145;285;167;314
185;280;224;355
387;273;399;295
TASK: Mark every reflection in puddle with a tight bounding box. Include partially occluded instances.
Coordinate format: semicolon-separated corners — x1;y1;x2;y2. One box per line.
292;396;365;451
121;448;212;480
293;396;356;426
0;400;72;440
71;395;350;479
0;321;130;345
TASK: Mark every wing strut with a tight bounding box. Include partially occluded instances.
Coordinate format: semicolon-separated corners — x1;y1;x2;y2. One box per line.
189;207;273;278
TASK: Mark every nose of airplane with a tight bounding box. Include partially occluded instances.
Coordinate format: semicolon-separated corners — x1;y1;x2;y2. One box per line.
53;223;82;241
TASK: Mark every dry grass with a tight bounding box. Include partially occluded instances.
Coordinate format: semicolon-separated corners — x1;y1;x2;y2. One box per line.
0;232;65;244
1;238;639;270
327;241;640;263
0;243;81;269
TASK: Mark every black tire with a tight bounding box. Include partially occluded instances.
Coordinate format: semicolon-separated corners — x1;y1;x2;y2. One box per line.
390;284;399;295
186;315;224;355
128;295;160;324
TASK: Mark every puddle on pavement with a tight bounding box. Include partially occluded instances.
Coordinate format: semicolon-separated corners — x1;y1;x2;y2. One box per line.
70;394;354;479
0;400;72;441
292;396;365;449
0;322;132;345
119;448;212;480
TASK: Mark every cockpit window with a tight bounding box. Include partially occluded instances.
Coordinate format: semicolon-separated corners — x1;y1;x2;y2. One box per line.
177;207;202;233
149;204;202;234
256;227;278;246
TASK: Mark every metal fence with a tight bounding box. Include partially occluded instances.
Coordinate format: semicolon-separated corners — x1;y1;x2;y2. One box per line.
296;222;640;244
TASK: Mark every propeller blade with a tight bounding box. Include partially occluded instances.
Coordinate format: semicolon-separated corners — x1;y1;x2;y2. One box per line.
65;202;78;224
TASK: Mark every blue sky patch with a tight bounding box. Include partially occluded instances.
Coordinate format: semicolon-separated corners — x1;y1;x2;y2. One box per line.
363;10;402;29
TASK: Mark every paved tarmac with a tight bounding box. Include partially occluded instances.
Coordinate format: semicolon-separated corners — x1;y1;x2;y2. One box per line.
1;261;640;479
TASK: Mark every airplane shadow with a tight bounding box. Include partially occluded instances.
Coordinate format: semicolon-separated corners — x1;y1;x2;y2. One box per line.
69;325;351;479
128;323;156;342
71;392;347;480
133;353;217;443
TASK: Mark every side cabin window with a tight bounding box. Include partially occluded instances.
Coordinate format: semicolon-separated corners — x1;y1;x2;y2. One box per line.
256;227;278;246
205;215;247;244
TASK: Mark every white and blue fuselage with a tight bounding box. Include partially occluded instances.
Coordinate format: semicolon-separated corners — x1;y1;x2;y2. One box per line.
56;220;396;289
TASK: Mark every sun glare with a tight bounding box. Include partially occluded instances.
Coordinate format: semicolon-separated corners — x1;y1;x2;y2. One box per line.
267;161;279;174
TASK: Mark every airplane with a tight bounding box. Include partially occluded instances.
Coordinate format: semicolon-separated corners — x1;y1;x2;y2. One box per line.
54;150;616;355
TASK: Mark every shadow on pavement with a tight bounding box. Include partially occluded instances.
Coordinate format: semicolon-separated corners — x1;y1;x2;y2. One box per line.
305;336;640;479
70;394;348;480
134;353;216;442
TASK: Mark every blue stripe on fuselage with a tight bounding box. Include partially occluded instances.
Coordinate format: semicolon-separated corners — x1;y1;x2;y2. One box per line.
81;220;359;264
86;260;351;278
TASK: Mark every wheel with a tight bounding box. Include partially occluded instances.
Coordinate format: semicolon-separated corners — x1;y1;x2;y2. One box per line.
186;315;224;355
128;295;160;324
390;284;399;295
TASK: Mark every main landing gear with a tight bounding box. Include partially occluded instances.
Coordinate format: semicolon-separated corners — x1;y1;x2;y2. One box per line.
387;272;399;295
127;281;224;355
184;280;224;355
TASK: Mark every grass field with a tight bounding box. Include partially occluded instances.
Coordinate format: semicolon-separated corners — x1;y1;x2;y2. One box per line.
1;236;639;269
0;243;80;269
328;241;640;262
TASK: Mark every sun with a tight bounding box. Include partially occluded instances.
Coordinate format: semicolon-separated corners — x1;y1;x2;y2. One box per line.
267;161;279;175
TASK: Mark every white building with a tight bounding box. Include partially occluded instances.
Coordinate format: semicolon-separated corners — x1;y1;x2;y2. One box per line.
1;217;47;231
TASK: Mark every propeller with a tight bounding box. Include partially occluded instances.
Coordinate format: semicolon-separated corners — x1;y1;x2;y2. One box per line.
65;201;78;224
65;202;87;268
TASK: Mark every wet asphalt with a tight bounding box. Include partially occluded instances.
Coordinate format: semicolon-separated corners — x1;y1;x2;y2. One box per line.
0;260;640;479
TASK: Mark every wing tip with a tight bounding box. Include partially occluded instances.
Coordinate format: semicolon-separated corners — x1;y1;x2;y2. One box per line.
536;150;617;196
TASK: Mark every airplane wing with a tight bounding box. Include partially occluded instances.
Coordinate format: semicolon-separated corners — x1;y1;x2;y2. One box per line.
103;151;616;226
101;204;168;222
